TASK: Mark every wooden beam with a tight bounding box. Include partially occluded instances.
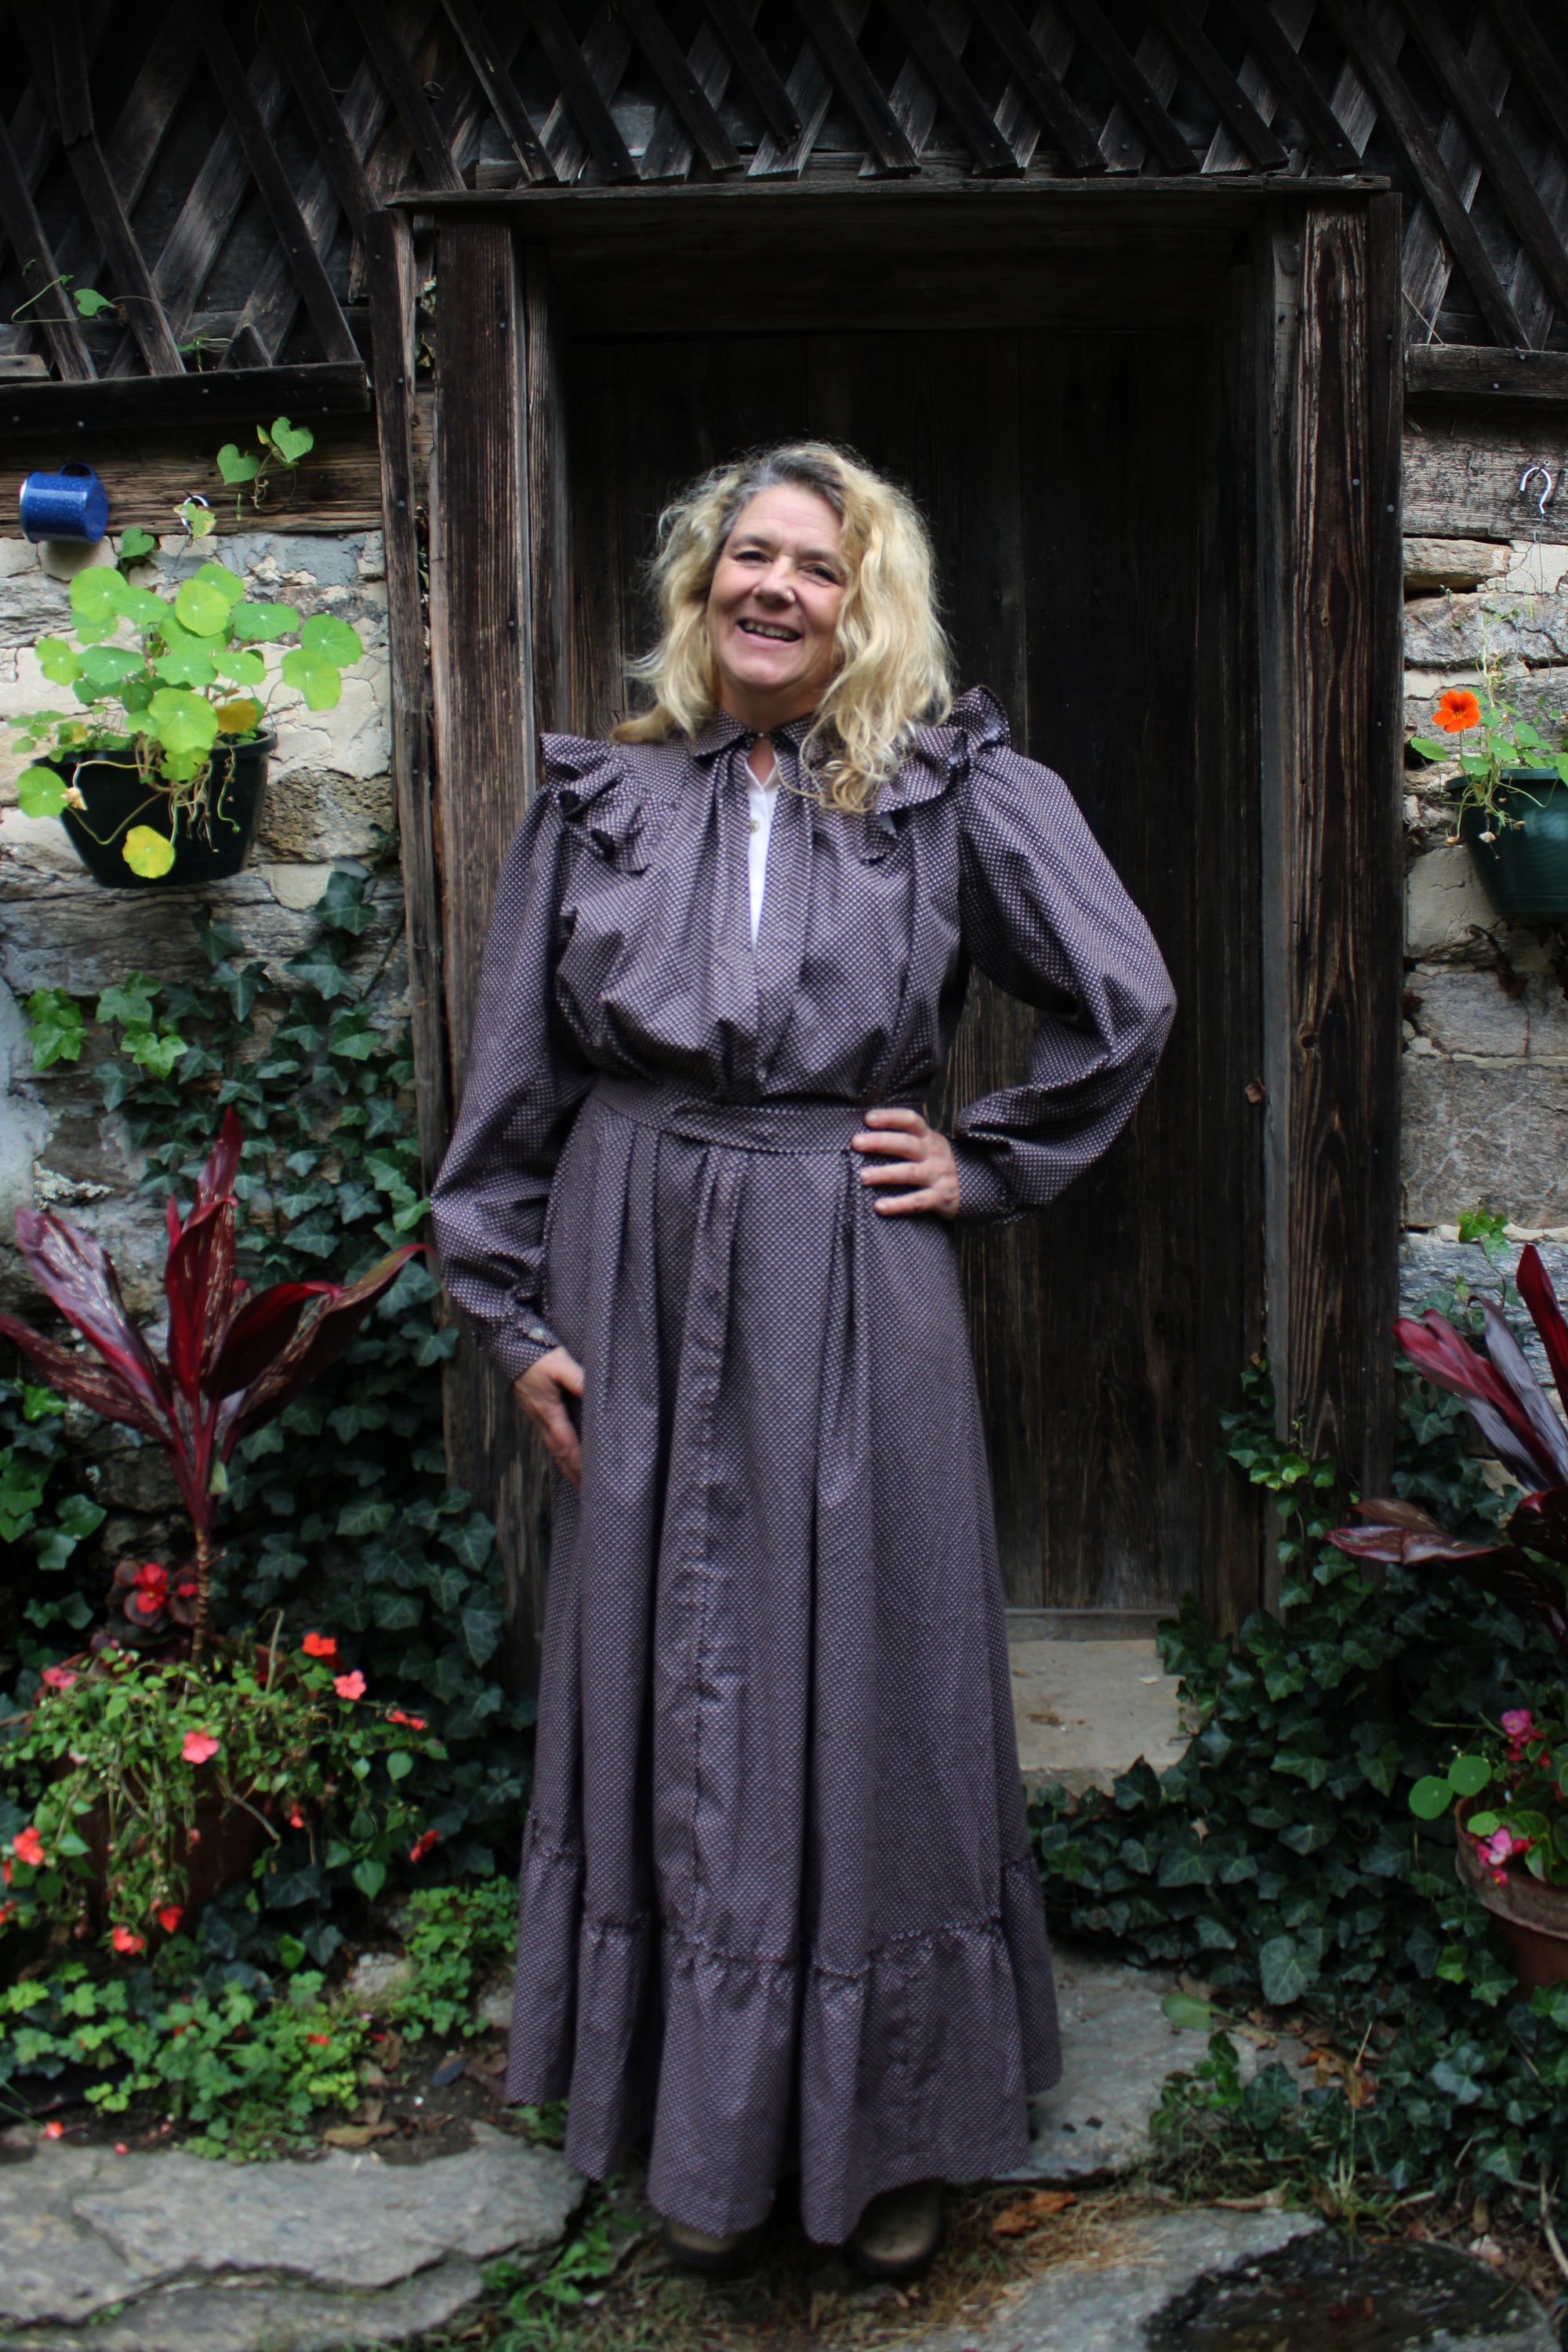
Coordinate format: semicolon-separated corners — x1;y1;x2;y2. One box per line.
439;0;554;182
1144;0;1287;169
428;215;540;1690
1483;0;1568;145
0;109;95;379
366;210;449;1194
1258;197;1403;1490
1048;0;1198;172
49;0;94;146
1314;0;1526;350
524;0;639;182
344;0;463;191
877;0;1021;173
965;0;1104;172
783;0;921;172
263;0;377;228
1215;0;1362;173
1389;0;1568;327
0;358;368;433
752;0;873;175
1406;343;1568;402
699;0;803;145
192;5;362;365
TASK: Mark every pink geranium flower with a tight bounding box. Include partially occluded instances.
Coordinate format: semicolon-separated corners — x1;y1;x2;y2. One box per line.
40;1666;77;1691
333;1671;366;1701
181;1730;219;1765
1480;1827;1521;1867
1501;1708;1535;1744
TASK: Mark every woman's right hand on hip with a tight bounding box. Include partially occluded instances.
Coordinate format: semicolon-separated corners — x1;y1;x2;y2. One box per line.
514;1347;585;1490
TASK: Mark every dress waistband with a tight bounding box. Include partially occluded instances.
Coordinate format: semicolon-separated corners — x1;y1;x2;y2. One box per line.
591;1073;921;1156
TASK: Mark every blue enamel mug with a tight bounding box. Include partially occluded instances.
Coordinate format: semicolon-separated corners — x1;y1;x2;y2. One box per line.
19;462;109;543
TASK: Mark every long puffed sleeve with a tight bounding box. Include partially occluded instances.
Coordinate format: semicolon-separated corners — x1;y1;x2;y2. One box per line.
949;724;1176;1223
432;789;597;1383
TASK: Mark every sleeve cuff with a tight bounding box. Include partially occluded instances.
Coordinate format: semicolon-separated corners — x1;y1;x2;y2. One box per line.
951;1141;1018;1223
492;1307;562;1386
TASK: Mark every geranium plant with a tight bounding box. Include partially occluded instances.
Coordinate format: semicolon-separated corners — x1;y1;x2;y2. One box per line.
1408;629;1568;841
0;1630;442;1947
1329;1243;1568;1889
9;548;362;877
0;1109;420;1656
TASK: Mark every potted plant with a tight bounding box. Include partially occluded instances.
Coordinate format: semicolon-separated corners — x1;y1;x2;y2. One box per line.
0;1111;434;1947
1409;633;1568;920
9;548;363;886
1329;1244;1568;1987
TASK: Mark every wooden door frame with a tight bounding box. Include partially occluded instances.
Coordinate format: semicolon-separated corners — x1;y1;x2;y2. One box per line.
378;187;1405;1668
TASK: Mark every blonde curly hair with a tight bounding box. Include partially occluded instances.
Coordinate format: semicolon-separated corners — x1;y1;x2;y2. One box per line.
612;442;953;811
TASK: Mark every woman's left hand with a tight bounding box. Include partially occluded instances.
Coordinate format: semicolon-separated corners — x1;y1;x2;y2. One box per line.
851;1107;960;1219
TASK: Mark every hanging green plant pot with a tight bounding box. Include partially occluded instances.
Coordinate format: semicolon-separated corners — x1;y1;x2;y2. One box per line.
45;735;274;889
1461;768;1568;921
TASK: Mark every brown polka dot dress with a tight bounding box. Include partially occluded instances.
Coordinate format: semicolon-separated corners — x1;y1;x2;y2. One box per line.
432;688;1175;2244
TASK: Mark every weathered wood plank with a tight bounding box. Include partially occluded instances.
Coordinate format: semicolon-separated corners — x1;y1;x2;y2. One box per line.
0;358;368;434
699;0;803;143
193;6;361;365
368;209;450;1196
1402;405;1568;538
750;0;873;177
60;136;188;375
429;217;539;1690
527;0;639;182
1215;0;1361;172
858;0;971;179
1144;0;1287;169
1259;199;1403;1493
264;0;378;228
640;5;742;184
967;0;1103;172
0;111;96;379
345;0;463;190
876;0;1020;173
525;250;572;731
440;0;553;181
615;0;743;173
1049;0;1196;172
776;0;920;172
1407;346;1568;404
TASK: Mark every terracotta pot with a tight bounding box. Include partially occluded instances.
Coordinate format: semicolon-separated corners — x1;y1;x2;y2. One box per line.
1454;1797;1568;1989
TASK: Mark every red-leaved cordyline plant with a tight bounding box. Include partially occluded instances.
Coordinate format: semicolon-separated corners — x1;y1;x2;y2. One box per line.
0;1109;420;1659
1327;1242;1568;1662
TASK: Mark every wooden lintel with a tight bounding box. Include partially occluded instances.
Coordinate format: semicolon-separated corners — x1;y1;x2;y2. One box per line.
383;171;1389;213
0;359;369;434
1406;344;1568;406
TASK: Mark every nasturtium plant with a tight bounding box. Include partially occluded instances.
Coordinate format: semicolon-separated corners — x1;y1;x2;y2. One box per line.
9;541;364;873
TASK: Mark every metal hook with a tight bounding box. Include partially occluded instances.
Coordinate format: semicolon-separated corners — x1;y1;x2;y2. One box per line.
1520;464;1555;516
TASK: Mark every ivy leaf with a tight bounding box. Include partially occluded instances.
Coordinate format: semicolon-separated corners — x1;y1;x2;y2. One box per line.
1161;1989;1213;2031
338;1498;394;1538
315;868;372;935
118;528;157;566
97;973;159;1029
282;946;356;1003
268;416;315;466
216;444;262;485
459;1600;504;1667
352;1858;387;1901
1257;1933;1319;2006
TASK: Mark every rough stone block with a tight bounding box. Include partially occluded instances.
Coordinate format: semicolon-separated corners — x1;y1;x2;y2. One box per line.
5;2260;487;2352
1405;589;1568;670
1403;1056;1568;1225
1405;844;1498;958
1403;537;1510;593
1405;966;1527;1056
1525;970;1568;1058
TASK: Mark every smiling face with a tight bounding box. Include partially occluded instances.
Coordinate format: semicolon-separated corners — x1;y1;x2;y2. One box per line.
703;485;848;732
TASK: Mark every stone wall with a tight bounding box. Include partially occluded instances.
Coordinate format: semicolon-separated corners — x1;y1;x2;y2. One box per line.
1400;502;1568;1309
0;527;404;1315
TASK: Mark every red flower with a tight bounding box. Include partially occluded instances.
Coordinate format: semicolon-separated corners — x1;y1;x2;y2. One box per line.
1432;687;1482;734
333;1671;366;1701
12;1827;45;1869
111;1925;145;1955
301;1632;338;1660
181;1730;219;1765
133;1562;169;1607
0;1901;17;1927
387;1709;427;1731
408;1829;440;1862
40;1666;78;1691
156;1906;183;1934
3;1858;13;1886
43;2120;64;2140
306;2031;331;2045
288;1806;306;1829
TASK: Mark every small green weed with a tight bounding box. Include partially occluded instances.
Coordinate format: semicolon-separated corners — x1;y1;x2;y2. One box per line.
389;1878;516;2040
485;2205;622;2352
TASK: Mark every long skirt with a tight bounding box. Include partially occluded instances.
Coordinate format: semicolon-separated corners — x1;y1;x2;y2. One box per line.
504;1076;1062;2243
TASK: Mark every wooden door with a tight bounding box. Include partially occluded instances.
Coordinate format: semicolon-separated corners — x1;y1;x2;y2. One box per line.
559;318;1265;1624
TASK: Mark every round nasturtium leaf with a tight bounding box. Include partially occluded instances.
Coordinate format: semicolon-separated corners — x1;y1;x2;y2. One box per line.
36;635;82;685
172;576;233;638
230;600;299;644
122;825;176;878
280;648;342;711
1409;1776;1454;1820
147;688;219;757
69;568;127;626
214;695;262;735
193;561;246;608
1446;1754;1494;1798
16;765;67;818
118;584;169;633
1466;1810;1501;1838
77;645;143;691
299;613;363;666
153;640;217;690
215;648;266;688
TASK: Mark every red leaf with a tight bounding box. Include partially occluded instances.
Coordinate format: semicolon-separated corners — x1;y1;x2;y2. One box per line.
194;1109;245;1217
10;1209;170;1421
0;1315;168;1440
1396;1311;1559;1489
230;1247;423;1437
164;1197;238;1405
209;1283;329;1399
1517;1244;1568;1408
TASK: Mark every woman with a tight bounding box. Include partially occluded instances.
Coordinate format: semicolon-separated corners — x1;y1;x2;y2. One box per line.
433;443;1174;2276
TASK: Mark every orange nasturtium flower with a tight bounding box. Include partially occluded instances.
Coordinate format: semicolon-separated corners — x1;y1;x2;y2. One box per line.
1433;688;1483;733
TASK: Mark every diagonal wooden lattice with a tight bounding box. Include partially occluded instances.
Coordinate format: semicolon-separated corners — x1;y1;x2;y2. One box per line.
1;0;1566;414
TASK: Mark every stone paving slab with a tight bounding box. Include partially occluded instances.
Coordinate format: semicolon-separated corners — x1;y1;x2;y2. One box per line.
899;2212;1555;2352
1013;1946;1299;2185
0;2122;583;2348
